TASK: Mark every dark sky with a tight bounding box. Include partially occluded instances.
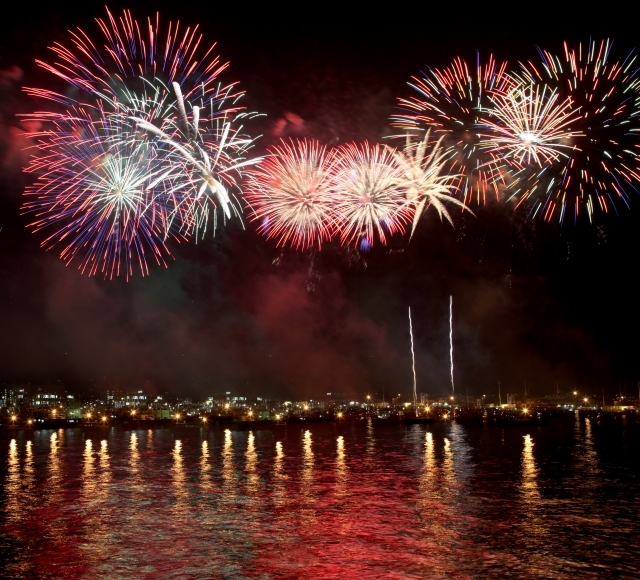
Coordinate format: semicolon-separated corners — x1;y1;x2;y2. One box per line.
1;2;639;401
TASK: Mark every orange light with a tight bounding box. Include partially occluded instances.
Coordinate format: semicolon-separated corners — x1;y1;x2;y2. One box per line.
337;412;343;419
202;417;207;423
101;416;107;422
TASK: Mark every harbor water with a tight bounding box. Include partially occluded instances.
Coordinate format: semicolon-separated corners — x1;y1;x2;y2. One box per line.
1;418;639;578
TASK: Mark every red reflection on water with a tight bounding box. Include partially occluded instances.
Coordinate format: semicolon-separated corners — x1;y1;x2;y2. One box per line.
0;422;637;579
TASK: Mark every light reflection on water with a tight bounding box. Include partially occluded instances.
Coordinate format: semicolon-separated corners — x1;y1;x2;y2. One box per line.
1;420;639;579
5;440;19;523
521;434;539;502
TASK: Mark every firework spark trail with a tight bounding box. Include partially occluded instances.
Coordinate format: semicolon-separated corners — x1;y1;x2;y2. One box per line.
409;307;418;408
392;54;515;206
29;8;237;111
506;39;640;223
449;295;455;396
130;85;261;233
244;139;339;249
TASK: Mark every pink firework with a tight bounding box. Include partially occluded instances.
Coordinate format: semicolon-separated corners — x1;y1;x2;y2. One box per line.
332;142;413;250
245;140;339;250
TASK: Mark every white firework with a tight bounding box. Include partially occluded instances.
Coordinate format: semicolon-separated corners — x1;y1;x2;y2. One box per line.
480;83;582;167
390;132;467;238
332;142;412;249
244;139;339;249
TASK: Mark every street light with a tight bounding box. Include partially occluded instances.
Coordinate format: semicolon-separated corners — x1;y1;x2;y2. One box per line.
10;415;17;425
86;412;92;420
101;416;107;423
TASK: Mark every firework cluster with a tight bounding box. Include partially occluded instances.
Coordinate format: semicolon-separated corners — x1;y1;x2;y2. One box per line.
22;8;259;278
393;40;640;223
21;10;640;277
245;136;459;250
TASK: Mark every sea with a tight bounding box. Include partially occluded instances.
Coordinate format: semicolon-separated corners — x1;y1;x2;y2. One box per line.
1;417;639;579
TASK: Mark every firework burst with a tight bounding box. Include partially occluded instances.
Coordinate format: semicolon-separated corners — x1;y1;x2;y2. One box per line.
332;142;412;250
390;133;466;238
480;84;581;166
245;140;338;250
23;7;259;265
507;39;640;223
392;54;514;206
29;8;236;113
132;82;261;236
22;108;183;279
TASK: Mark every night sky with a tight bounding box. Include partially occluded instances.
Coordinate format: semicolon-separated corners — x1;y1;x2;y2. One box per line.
1;2;639;401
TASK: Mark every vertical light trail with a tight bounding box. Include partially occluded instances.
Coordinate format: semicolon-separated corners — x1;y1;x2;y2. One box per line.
449;296;455;396
409;307;418;408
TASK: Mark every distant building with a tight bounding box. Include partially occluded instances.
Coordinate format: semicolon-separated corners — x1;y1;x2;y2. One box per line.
1;386;27;409
33;392;61;407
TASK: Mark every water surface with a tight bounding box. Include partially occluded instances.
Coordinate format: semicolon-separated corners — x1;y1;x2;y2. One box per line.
1;418;638;578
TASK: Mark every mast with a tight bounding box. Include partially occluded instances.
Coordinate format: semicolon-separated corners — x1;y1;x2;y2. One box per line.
409;307;418;409
449;295;455;397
